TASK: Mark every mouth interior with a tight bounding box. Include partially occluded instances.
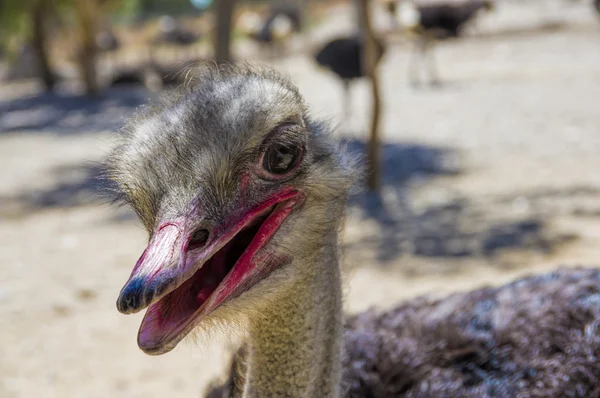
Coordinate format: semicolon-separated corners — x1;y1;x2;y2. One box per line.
141;208;272;341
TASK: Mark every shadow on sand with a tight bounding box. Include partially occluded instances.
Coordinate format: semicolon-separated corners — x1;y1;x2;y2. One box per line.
345;138;576;267
0;162;124;220
0;88;149;135
0;138;578;267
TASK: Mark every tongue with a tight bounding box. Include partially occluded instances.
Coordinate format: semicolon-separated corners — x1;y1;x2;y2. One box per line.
136;224;255;353
197;285;216;303
136;250;227;353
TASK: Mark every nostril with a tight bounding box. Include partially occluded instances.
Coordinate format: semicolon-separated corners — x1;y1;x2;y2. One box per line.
187;229;209;252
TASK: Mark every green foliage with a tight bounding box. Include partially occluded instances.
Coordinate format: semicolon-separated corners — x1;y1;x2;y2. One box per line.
0;0;72;53
112;0;141;19
0;0;33;54
118;0;201;19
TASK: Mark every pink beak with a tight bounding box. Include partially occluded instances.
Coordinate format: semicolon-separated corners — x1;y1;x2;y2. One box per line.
116;222;184;314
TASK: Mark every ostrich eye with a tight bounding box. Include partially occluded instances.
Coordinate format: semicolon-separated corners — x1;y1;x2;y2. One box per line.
262;142;302;175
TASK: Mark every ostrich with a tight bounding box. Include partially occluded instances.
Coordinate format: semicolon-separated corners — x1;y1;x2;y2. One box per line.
97;26;184;91
238;4;301;59
107;61;192;91
150;16;201;64
96;27;121;77
96;28;120;53
107;66;146;88
152;15;201;47
314;35;385;129
388;0;494;85
110;65;600;397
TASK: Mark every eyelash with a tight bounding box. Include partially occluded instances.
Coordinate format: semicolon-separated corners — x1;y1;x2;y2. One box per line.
258;124;303;153
255;126;305;179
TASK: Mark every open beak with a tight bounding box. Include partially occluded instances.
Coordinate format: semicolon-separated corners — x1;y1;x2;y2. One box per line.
116;189;300;354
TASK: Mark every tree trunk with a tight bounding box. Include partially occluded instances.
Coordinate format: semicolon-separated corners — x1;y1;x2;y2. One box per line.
292;0;307;31
74;0;99;96
356;0;382;193
30;0;55;92
213;0;236;63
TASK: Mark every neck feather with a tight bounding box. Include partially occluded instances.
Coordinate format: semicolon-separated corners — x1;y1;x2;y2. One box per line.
242;233;343;397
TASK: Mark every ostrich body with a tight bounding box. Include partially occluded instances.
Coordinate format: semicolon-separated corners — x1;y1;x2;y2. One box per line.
315;36;385;127
315;36;385;81
152;16;200;46
96;27;121;77
409;0;493;38
110;66;600;397
389;0;493;85
150;16;201;66
96;29;120;52
210;266;600;397
107;61;191;91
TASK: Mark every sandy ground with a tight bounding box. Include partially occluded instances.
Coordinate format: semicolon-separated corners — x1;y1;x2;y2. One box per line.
2;1;600;397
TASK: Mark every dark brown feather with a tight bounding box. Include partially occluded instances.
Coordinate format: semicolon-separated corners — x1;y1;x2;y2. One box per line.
209;267;600;398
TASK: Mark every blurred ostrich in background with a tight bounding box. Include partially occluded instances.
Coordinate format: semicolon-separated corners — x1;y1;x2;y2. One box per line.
152;15;201;47
314;35;385;128
238;3;302;58
386;0;494;85
109;65;600;397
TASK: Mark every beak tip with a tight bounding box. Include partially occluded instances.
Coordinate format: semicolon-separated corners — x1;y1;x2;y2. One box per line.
116;277;147;314
117;273;178;314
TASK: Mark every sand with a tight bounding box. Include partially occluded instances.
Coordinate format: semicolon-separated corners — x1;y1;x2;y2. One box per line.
2;1;600;396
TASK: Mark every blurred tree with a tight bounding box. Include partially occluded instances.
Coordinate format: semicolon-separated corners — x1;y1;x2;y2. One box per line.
0;0;56;91
0;0;119;95
290;0;307;31
30;0;56;91
73;0;100;96
72;0;122;96
355;0;382;193
213;0;236;63
111;0;212;21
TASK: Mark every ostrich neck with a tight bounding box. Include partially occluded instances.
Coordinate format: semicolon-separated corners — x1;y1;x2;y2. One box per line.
243;234;343;397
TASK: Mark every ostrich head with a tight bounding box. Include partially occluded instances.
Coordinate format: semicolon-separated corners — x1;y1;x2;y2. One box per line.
109;65;355;355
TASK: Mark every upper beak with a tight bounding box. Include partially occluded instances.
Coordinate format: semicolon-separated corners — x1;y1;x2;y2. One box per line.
116;222;185;314
116;216;230;315
116;211;222;315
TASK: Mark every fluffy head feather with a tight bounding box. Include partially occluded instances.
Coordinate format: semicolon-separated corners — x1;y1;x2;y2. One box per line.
107;64;357;229
106;63;358;340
